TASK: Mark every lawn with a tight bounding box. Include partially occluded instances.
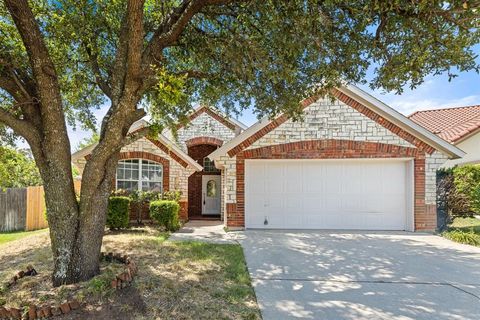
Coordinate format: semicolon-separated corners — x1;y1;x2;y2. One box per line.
0;227;260;319
0;228;48;245
442;217;480;247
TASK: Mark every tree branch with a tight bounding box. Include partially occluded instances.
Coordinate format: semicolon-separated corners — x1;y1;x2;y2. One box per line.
123;0;146;98
0;107;38;142
143;0;238;70
84;43;112;98
120;126;150;148
4;0;67;136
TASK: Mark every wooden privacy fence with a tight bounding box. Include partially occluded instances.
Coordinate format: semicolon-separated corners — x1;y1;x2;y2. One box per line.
0;181;81;232
0;186;46;232
0;188;27;232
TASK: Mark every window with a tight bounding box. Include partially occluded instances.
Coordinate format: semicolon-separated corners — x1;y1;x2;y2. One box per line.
116;159;163;192
203;157;219;173
207;180;217;197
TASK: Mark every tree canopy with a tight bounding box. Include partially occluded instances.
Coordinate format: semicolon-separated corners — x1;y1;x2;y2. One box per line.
1;1;479;137
0;146;42;188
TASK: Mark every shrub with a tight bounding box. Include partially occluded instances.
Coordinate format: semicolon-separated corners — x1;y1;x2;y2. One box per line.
473;184;480;214
161;190;182;202
452;165;480;215
106;196;131;230
150;200;180;231
437;165;480;219
442;229;480;246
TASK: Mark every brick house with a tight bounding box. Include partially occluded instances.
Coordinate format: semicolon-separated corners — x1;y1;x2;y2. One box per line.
72;85;464;231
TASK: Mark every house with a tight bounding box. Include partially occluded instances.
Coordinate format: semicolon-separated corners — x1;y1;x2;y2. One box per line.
72;85;465;232
409;105;480;168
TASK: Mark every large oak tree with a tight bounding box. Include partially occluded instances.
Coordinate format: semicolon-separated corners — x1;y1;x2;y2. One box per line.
0;0;478;286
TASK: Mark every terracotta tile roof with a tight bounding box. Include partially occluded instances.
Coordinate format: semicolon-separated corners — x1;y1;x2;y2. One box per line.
408;105;480;143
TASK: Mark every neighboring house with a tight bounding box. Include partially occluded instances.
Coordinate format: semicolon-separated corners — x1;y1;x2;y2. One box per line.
409;105;480;168
72;85;464;232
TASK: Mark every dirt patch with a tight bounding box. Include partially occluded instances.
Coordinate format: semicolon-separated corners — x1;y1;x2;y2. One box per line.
0;226;260;319
58;286;147;320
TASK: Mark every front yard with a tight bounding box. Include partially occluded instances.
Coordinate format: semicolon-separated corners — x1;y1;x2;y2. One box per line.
442;217;480;246
0;227;260;319
0;229;47;245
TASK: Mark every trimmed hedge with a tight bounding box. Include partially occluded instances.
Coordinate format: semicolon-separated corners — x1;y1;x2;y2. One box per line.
107;196;131;230
150;200;180;231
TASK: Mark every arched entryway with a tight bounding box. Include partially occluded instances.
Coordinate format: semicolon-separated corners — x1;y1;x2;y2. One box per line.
186;137;222;219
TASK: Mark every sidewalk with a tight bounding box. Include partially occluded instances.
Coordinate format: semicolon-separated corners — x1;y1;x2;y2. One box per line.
168;220;235;244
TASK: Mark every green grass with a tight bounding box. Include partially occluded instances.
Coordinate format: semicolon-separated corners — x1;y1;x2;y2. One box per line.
0;228;47;245
0;227;260;319
449;217;480;232
442;217;480;247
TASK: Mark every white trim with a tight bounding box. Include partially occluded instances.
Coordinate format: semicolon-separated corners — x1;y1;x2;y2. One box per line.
155;133;203;171
191;105;248;130
208;116;271;166
208;84;465;164
339;85;465;159
116;158;164;192
405;160;415;232
71;120;203;172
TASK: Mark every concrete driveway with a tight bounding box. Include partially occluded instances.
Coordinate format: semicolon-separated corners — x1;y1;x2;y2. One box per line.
235;231;480;320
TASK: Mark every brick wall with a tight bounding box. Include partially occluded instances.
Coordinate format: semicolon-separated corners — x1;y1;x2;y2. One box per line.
73;138;196;201
219;94;448;231
187;144;220;216
226;140;433;231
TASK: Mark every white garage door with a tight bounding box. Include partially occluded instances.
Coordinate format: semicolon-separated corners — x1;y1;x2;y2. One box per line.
245;159;413;230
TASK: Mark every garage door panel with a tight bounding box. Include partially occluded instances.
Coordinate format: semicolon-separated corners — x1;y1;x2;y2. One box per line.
245;160;409;230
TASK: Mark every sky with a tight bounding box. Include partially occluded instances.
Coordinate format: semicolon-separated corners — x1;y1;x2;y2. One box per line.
45;48;480;152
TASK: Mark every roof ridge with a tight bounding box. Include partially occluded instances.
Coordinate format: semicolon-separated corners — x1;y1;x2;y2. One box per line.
410;104;480;115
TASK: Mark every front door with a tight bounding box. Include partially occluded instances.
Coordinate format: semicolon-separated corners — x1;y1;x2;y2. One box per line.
202;175;221;215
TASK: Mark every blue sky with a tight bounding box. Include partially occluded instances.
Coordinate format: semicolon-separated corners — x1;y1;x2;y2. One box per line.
63;52;480;151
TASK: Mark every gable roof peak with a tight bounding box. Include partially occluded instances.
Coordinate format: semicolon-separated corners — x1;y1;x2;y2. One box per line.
183;105;248;130
208;84;465;162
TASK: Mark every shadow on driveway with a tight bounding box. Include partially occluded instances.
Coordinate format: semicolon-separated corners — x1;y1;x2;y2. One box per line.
234;230;480;320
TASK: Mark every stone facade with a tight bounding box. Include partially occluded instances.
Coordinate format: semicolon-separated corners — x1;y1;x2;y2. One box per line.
72;95;455;230
73;138;196;201
425;151;449;204
164;111;237;152
248;98;414;150
218;94;453;231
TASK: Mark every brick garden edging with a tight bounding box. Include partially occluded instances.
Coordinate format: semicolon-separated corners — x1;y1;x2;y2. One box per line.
0;252;138;320
0;300;80;320
4;265;38;289
101;251;138;290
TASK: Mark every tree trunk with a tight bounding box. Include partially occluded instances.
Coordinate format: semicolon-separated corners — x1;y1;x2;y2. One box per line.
42;153;116;286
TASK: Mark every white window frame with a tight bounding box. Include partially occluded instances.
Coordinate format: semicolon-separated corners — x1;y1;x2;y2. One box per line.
116;159;163;192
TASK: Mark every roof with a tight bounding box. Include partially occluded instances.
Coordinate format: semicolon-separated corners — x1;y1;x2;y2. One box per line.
408;105;480;143
72;119;203;172
178;105;247;131
208;84;465;162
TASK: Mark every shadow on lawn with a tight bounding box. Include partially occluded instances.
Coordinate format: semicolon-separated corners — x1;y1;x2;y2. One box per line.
0;229;260;320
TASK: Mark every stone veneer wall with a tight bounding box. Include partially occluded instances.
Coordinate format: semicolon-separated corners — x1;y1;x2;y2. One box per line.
217;96;451;231
73;138;195;201
164;112;237;152
425;151;449;204
248;98;414;149
217;97;419;205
